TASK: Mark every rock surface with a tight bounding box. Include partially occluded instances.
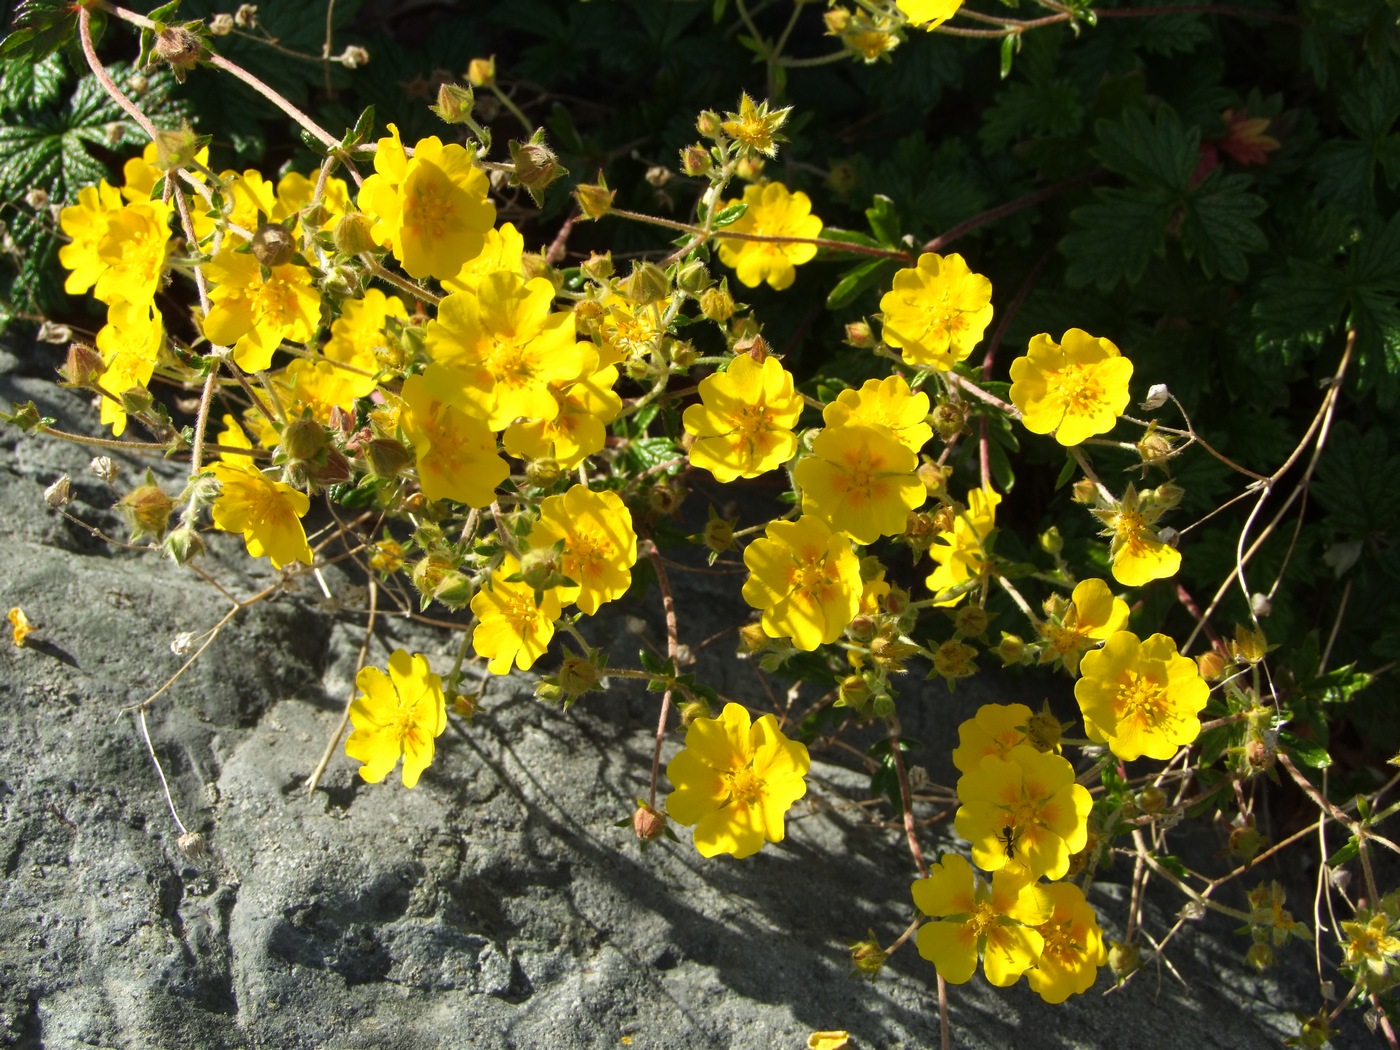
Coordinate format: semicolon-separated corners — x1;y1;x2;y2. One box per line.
0;337;1365;1048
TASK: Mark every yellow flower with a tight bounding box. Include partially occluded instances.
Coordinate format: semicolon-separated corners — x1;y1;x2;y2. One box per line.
271;170;351;235
1027;883;1108;1003
664;702;810;859
1341;910;1400;977
822;375;932;453
954;744;1092;880
596;294;669;370
209;463;313;568
442;222;525;294
202;250;321;372
951;702;1034;775
8;606;34;647
794;424;925;544
399;366;510;506
806;1033;849;1050
720;92;791;158
58;181;124;295
345;649;446;788
741;515;863;651
527;485;638;615
911;853;1052;987
323;286;407;395
1094;485;1181;587
684;354;804;483
282;357;366;422
357;126;496;279
925;486;999;605
1075;631;1209;761
1010;330;1134;447
92;199;173;307
191;169;277;244
880;253;993;370
1037;578;1130;675
502;356;621;470
427;272;588;431
214;413;257;461
897;0;963;29
716;181;821;291
470;554;562;673
94;301;164;436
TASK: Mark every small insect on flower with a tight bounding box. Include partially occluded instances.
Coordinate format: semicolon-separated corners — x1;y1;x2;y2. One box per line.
999;824;1019;860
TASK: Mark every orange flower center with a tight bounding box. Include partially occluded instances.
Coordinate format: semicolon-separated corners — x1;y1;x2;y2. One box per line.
734;402;776;438
1036;918;1080;964
724;766;763;806
967;897;998;938
1045;361;1103;417
1114;669;1169;727
406;168;453;240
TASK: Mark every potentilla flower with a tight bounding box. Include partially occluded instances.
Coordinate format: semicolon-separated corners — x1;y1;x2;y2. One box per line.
503;358;622;469
92;199;173;307
596;294;669;370
357;125;496;279
94;301;164;436
1093;485;1181;587
741;515;863;651
793;423;925;544
897;0;963;29
822;375;932;453
1009;329;1134;447
271;170;351;235
527;485;638;615
427;272;588;431
208;462;313;568
470;554;562;673
951;702;1034;775
202;249;321;371
926;486;999;606
399;365;509;506
322;286;407;394
664;702;810;859
880;252;993;370
191;168;277;245
1075;630;1209;761
912;852;1052;986
345;649;446;788
443;222;525;294
954;744;1092;880
1037;578;1130;675
1026;883;1108;1003
59;181;124;295
1341;909;1400;977
684;353;804;482
720;92;791;158
715;181;822;291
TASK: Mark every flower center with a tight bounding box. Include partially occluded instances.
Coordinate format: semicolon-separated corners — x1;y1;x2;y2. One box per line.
724;766;763;806
406;169;452;240
967;898;998;938
1115;669;1169;727
735;402;775;439
1046;361;1103;416
1037;918;1080;963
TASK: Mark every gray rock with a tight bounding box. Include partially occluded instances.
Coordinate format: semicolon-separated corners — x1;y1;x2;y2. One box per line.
0;340;1366;1048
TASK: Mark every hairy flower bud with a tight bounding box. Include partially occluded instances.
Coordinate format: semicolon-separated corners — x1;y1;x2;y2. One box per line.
1108;940;1140;979
364;437;412;479
333;212;377;256
509;131;567;205
155;26;204;73
163;525;205;565
844;320;874;348
849;932;888;978
573;176;615;220
623;261;671;305
62;342;105;388
696;110;723;138
631;802;668;843
699;283;735;323
679;144;712;177
466;56;496;87
119;481;175;542
431;82;476;125
580;252;613;283
996;631;1026;666
525;457;562;488
251;222;297;267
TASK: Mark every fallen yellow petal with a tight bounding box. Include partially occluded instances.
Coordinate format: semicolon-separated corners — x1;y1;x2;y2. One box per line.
8;606;34;647
807;1032;850;1050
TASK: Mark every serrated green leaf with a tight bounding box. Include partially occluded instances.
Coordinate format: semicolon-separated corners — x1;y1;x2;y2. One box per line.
0;52;65;115
621;436;682;473
1279;730;1332;769
1060;188;1171;290
1094;106;1200;192
1179;172;1267;282
979;77;1084;153
0;0;82;62
711;201;747;228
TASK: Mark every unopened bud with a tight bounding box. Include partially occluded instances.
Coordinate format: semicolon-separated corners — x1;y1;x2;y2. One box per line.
1137;786;1167;814
679;144;711;177
1039;525;1063;555
737;622;770;654
734;156;765;181
678;698;713;725
1245;942;1274;970
153;125;204;172
883;584;910;617
62;342;105;387
525;457;562;488
509;131;566;205
431;82;475;124
1196;650;1227;680
675;259;711;295
631;802;667;843
279;416;328;462
333;212;378;255
623;261;671;305
696;110;723;138
573;176;615;220
699;283;735;323
824;8;853;32
365;437;413;479
155;26;204;72
996;631;1026;666
118;386;154;418
1140;383;1170;411
952;604;989;638
119;481;175;542
163;525;205;565
838;674;872;710
580;252;613;282
844;320;874;348
251;222;296;267
1071;479;1099;504
451;692;480;722
466;56;496;88
849;932;888;977
1108;940;1140;978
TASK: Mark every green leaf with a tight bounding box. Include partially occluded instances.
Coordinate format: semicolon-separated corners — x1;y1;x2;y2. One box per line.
1326;839;1360;867
826;258;885;311
1179;172;1267;282
979;77;1084;153
1060;188;1172;289
0;0;82;62
816;227;882;249
0;52;65;115
864;194;901;246
1279;730;1333;769
1094;106;1200;193
711;201;748;228
999;34;1017;79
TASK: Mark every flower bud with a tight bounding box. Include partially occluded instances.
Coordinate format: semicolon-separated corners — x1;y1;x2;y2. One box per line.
675;259;711;295
631;802;668;843
847;615;876;643
679;144;712;177
844;320;875;348
952;604;989;638
208;13;234;35
1039;525;1063;555
1071;479;1099;504
996;631;1026;666
1230;624;1269;664
849;932;888;978
696;110;723;138
466;56;496;87
837;674;872;710
308;447;352;489
364;437;413;479
580;252;613;282
701;513;735;555
677;698;713;725
333;212;378;255
734;156;766;181
1196;649;1227;680
1108;940;1140;979
152;124;204;172
699;284;735;323
517;250;559;288
1140;383;1170;411
432;83;475;124
119;386;154;418
279;416;327;464
163;525;205;565
154;26;204;73
623;261;671;305
917;461;948;499
516;545;571;594
929;402;968;441
411;554;454;597
1137;786;1167;814
824;8;853;32
737;622;770;655
119;481;175;542
62;342;106;387
525;457;562;488
509;131;567;205
573;298;604;334
1245;942;1274;971
250;222;296;267
883;584;910;616
573;176;615;220
451;692;480;723
432;571;475;610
